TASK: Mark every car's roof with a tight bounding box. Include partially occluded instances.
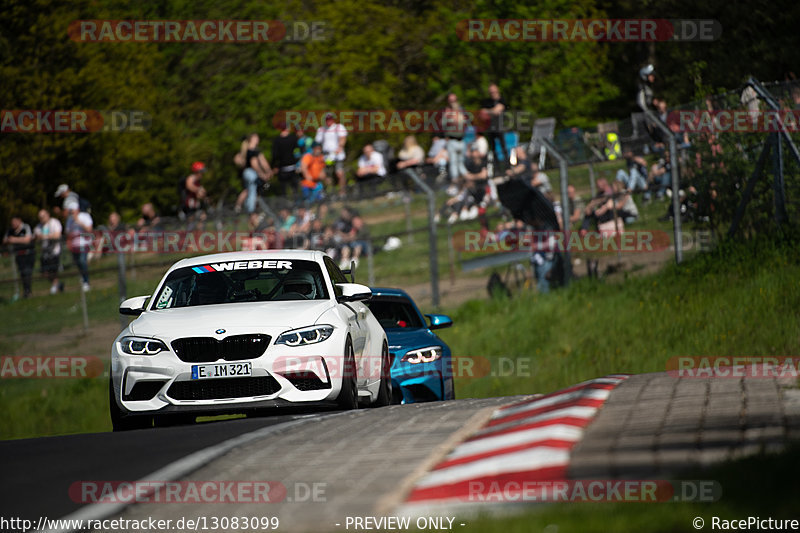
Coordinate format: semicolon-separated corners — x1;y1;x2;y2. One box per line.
171;249;324;270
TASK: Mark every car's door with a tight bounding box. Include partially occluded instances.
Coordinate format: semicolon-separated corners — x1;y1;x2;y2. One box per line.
323;257;368;376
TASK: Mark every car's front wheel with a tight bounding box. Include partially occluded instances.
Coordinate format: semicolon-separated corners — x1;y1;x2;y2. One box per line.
109;379;152;431
336;338;358;410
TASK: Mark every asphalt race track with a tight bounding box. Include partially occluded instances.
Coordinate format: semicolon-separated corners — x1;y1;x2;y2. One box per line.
0;409;338;525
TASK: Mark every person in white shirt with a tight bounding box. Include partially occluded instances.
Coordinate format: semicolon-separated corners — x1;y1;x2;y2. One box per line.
35;209;63;294
356;144;387;195
315;113;348;196
65;200;93;291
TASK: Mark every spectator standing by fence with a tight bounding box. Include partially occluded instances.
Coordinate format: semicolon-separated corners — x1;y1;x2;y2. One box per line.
444;93;468;182
316;113;348;197
481;83;509;169
65;201;93;292
4;215;36;298
34;209;63;295
236;133;272;214
273;123;299;199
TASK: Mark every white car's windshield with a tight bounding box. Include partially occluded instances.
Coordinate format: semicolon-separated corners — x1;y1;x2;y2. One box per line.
152;259;329;309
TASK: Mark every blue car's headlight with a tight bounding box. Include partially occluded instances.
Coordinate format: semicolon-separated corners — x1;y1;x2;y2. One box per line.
402;346;442;364
275;325;334;346
119;336;168;355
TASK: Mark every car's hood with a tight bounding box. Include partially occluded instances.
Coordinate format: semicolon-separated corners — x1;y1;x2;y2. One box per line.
130;300;335;337
385;328;442;351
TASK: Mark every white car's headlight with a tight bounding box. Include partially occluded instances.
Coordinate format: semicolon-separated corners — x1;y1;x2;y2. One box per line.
402;346;442;364
119;336;168;355
275;325;334;346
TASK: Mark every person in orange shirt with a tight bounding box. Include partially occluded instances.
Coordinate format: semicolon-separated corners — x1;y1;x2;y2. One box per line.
300;142;327;203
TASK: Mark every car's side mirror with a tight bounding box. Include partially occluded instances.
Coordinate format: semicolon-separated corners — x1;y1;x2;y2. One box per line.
119;295;150;316
426;313;453;330
336;283;372;303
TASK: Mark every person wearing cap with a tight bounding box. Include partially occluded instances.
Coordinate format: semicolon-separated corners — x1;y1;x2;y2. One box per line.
54;184;80;212
637;64;656;112
181;161;208;228
3;215;36;298
300;142;327;203
64;200;93;292
315;113;348;196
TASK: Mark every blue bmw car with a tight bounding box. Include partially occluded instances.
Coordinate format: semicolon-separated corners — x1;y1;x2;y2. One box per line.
367;288;455;403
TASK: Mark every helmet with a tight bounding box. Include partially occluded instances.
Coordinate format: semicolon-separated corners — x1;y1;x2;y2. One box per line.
639;64;654;82
282;271;317;299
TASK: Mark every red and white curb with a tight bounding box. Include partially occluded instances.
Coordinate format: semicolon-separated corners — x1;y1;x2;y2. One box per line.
396;374;630;514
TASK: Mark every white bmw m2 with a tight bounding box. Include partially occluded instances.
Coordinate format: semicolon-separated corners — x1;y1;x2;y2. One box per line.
110;250;390;430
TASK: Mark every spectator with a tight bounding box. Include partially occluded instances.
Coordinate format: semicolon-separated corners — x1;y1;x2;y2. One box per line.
463;146;490;228
54;184;79;211
505;146;533;181
425;134;449;181
530;160;552;197
443;93;468;182
242;213;277;251
315;113;348;196
481;83;509;168
566;185;583;226
181;161;208;228
636;64;656;112
300;142;327;203
296;128;314;157
272;123;299;198
335;207;369;269
136;203;163;234
356;144;387;193
471;131;489;159
649;153;672;200
34;209;63;295
616;151;649;196
396;135;425;186
611;180;639;224
235;133;272;214
64;200;93;292
3;215;36;298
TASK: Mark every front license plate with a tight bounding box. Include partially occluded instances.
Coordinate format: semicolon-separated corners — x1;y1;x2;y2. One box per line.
191;362;252;380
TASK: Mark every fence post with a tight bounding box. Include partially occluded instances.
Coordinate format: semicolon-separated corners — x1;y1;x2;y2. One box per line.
446;223;456;286
587;162;597;198
404;192;414;244
366;240;375;287
541;138;572;285
403;171;439;307
639;105;683;264
79;276;89;333
117;252;127;330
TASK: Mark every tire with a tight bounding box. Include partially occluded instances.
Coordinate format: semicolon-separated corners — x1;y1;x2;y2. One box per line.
336;338;358;410
372;342;392;407
109;378;152;431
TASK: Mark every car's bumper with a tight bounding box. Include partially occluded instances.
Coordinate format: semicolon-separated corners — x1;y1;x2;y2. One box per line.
390;360;454;403
111;335;349;415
